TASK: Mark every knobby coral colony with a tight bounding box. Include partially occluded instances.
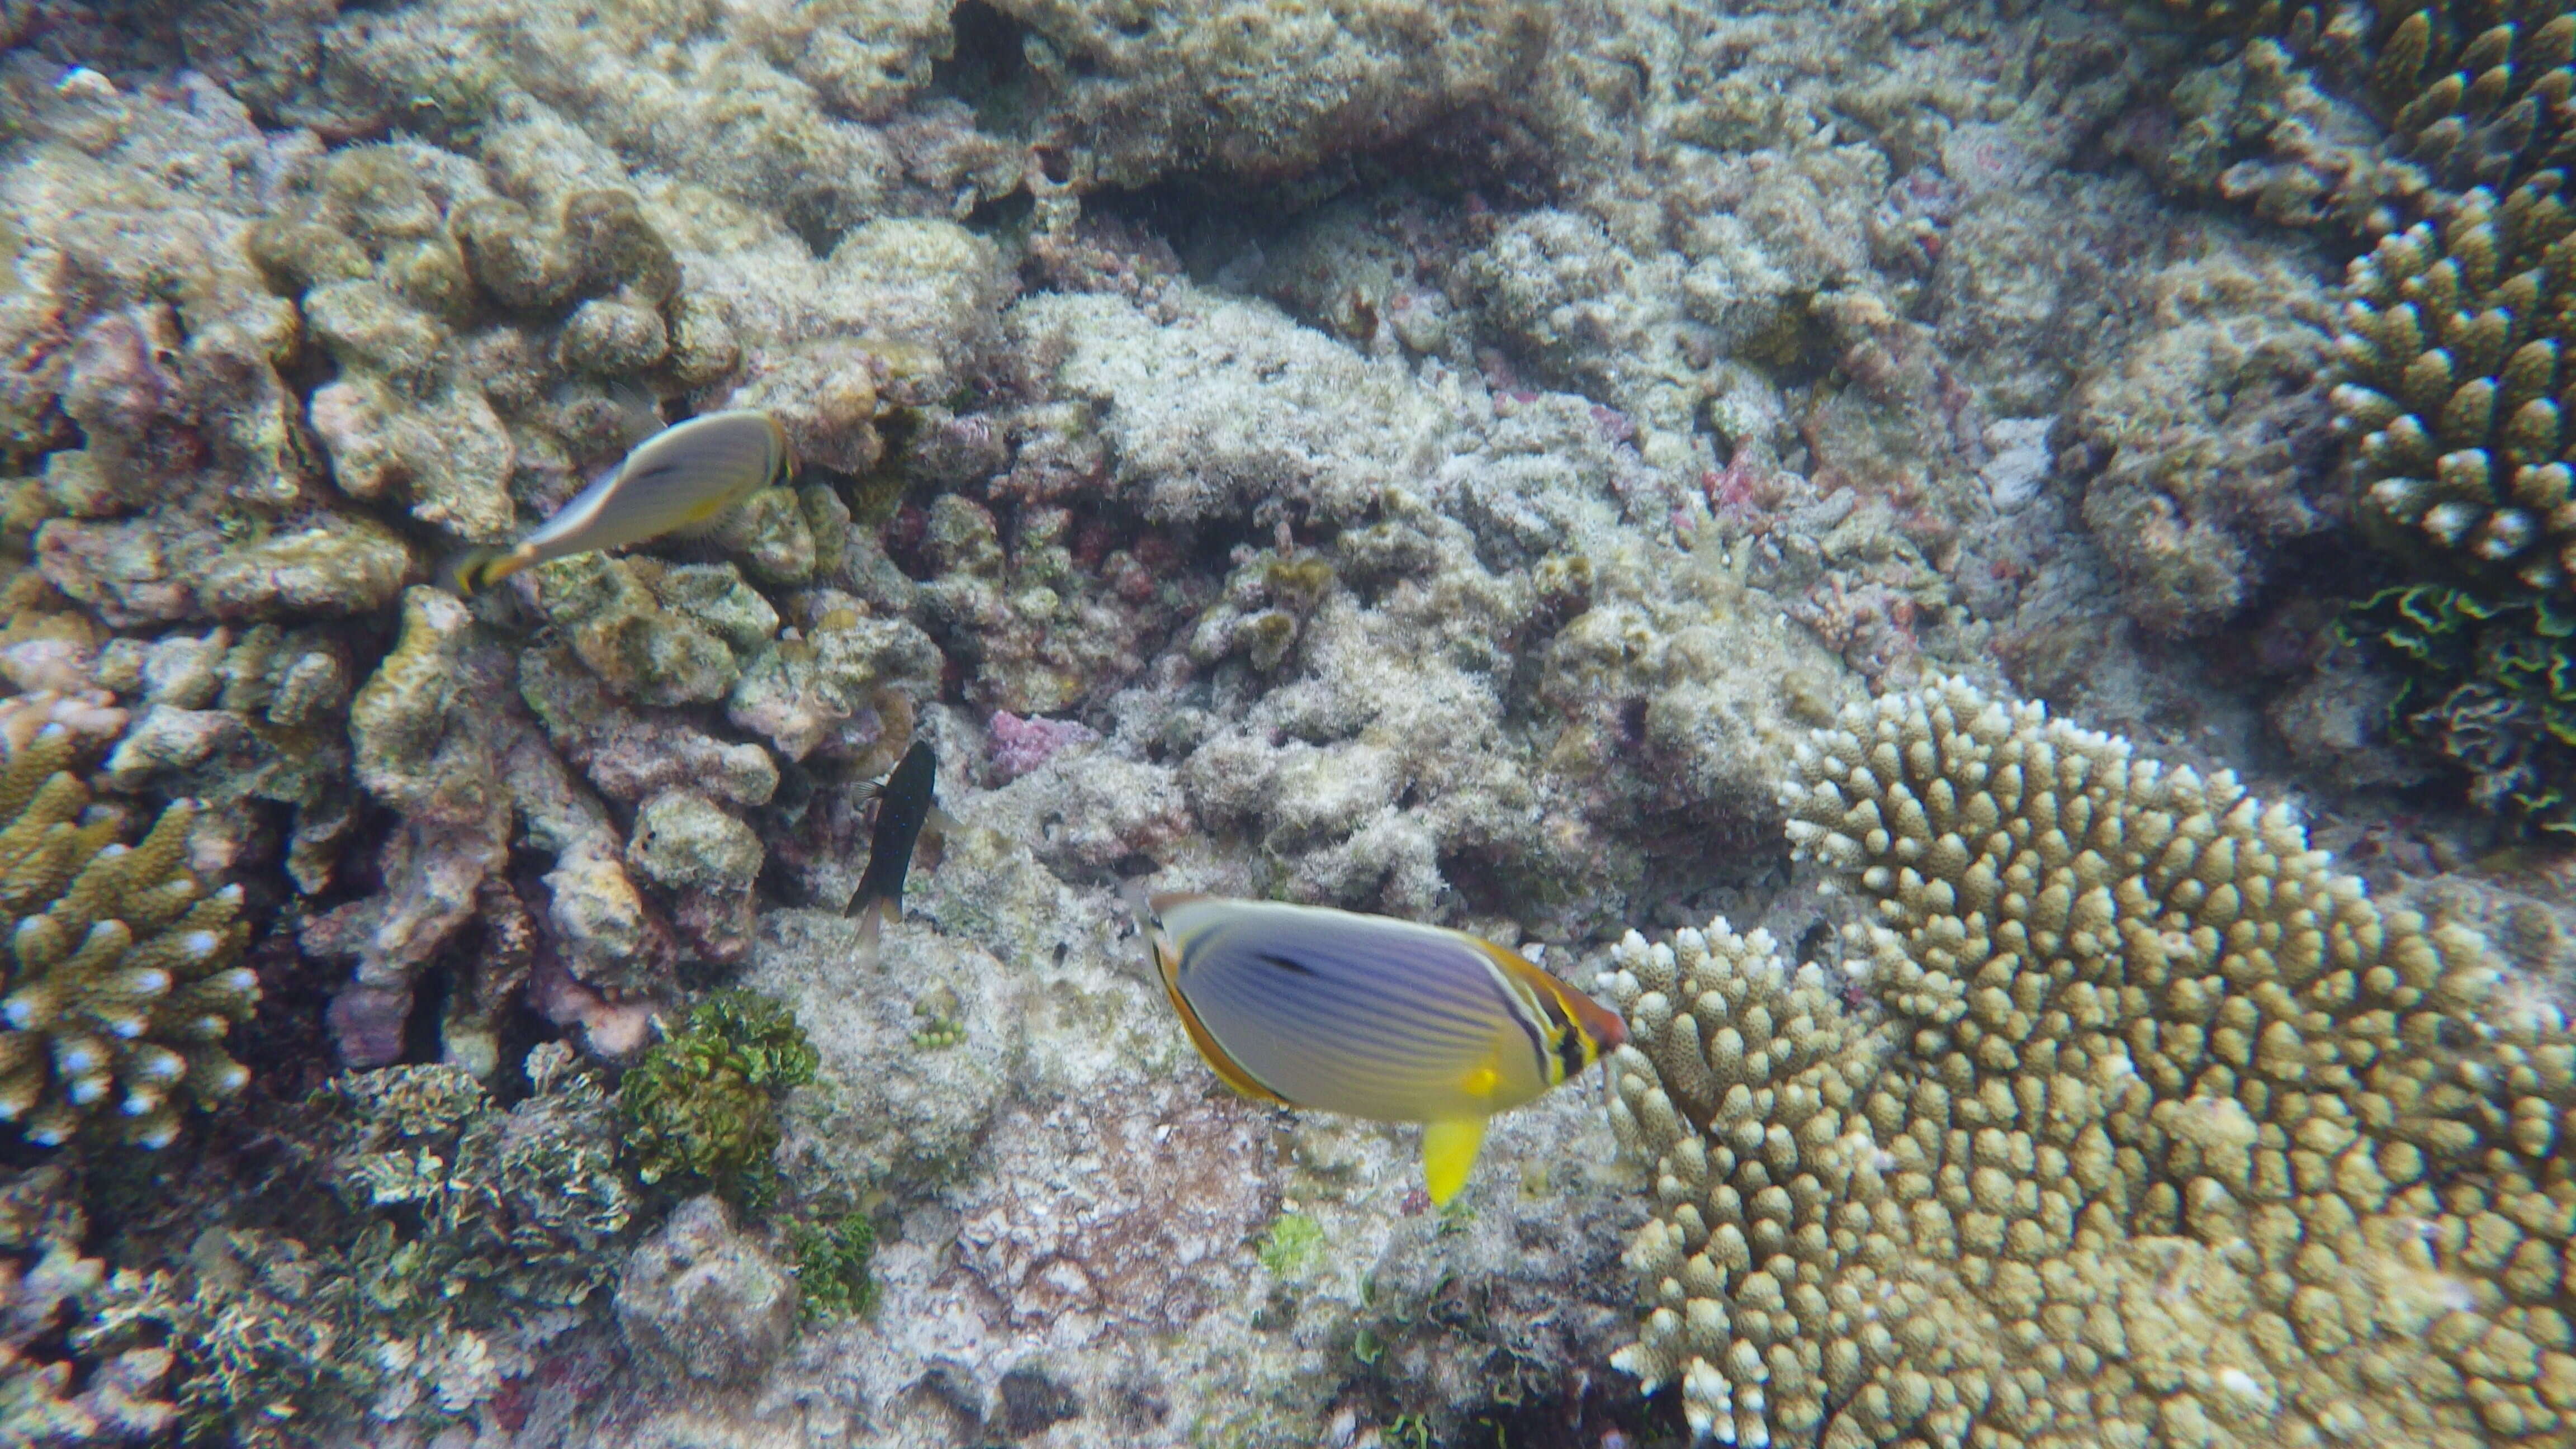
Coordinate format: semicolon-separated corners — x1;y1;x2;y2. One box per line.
2329;176;2576;825
0;730;257;1148
2168;3;2576;194
1607;677;2576;1449
2338;179;2576;590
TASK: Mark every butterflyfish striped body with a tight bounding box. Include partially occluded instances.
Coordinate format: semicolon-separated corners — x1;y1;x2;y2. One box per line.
440;409;793;594
1145;893;1627;1206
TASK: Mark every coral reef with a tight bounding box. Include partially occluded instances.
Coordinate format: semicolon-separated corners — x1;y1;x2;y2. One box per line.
1609;675;2576;1447
0;728;257;1148
2337;180;2576;594
614;1195;797;1388
12;0;2553;1442
2066;234;2339;635
0;1165;174;1446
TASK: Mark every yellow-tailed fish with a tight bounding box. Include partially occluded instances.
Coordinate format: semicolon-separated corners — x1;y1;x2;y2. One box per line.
1144;893;1628;1206
439;408;793;594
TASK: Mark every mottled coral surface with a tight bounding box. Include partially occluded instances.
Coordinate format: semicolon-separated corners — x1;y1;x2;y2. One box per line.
4;0;2575;1446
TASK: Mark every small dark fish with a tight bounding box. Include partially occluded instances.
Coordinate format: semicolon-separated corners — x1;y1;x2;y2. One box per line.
848;740;944;964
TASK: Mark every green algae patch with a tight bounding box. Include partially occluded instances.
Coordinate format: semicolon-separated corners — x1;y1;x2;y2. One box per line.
1256;1211;1327;1282
619;990;817;1206
788;1210;881;1320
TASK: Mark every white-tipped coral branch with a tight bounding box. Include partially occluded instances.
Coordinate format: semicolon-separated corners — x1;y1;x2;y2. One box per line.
0;730;257;1148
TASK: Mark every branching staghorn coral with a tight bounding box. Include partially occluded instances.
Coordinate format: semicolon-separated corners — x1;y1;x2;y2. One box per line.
0;729;256;1148
1606;676;2576;1448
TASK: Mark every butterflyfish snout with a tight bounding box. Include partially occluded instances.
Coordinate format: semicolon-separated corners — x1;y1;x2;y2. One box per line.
438;408;793;595
1145;893;1626;1207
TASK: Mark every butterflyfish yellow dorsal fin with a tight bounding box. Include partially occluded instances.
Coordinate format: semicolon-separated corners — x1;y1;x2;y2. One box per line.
1422;1117;1489;1206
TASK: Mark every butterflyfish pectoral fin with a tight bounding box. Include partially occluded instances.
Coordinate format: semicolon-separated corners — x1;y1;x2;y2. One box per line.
1422;1117;1490;1206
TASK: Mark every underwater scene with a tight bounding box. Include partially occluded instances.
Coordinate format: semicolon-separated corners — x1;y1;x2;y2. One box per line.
3;0;2576;1445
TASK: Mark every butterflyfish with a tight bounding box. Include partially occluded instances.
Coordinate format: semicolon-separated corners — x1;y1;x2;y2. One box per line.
846;740;954;965
439;408;793;594
1144;894;1627;1206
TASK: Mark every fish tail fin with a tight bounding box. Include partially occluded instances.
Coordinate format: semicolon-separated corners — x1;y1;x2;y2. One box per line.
850;887;901;964
852;894;884;967
1422;1118;1490;1207
436;546;529;596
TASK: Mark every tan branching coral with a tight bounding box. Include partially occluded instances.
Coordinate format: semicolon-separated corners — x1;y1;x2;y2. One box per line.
2164;3;2576;192
2336;178;2576;592
2365;3;2576;191
1607;676;2576;1448
0;730;257;1148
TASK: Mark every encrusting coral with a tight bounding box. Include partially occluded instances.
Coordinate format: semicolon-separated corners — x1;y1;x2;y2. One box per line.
0;728;257;1149
2066;235;2338;636
1607;675;2576;1448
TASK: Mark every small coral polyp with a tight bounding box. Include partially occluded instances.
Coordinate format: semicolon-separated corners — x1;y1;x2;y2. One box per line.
1608;676;2576;1448
0;731;257;1148
2338;178;2576;591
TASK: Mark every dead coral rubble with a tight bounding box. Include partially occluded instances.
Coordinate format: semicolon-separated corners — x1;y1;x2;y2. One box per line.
0;1164;175;1447
1609;675;2576;1448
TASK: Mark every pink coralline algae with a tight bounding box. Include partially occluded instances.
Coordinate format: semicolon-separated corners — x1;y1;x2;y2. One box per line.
986;709;1098;783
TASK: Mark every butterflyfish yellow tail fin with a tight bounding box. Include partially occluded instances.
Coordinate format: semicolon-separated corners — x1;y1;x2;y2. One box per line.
436;546;534;596
1421;1117;1490;1206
